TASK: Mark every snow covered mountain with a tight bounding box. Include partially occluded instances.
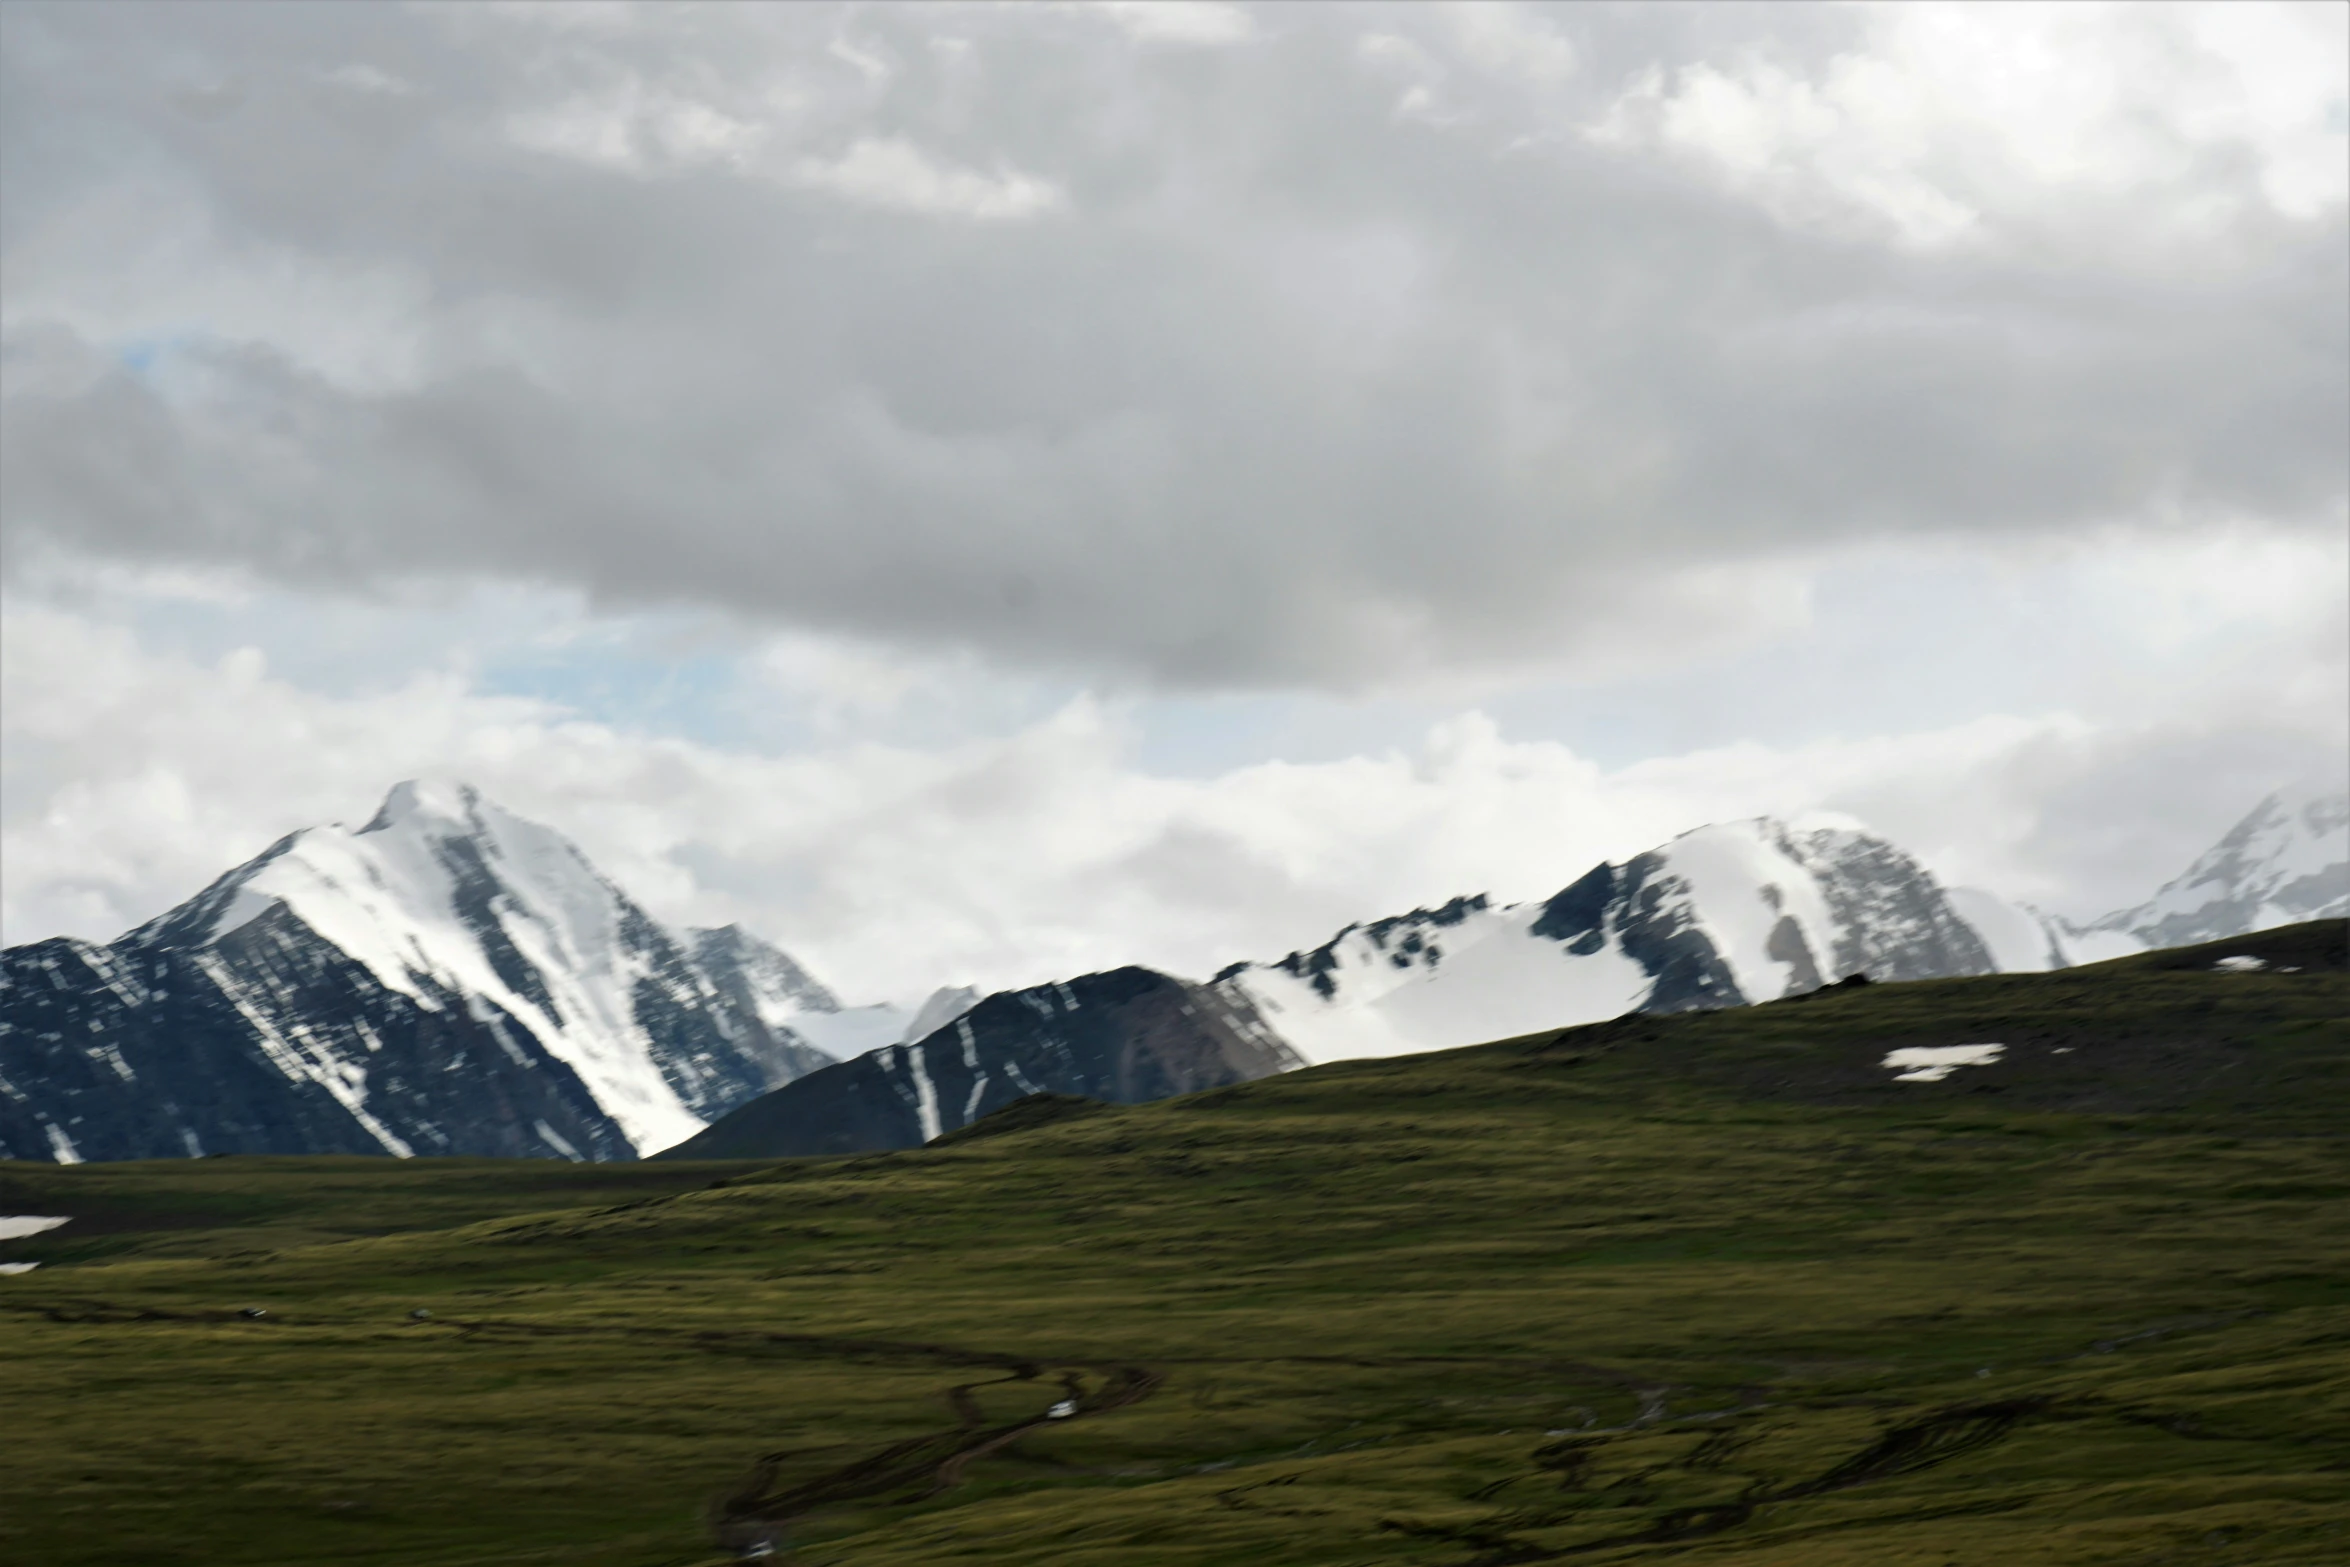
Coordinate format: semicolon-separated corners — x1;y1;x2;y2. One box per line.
2060;785;2349;960
10;779;2333;1165
1211;817;2002;1064
661;966;1303;1159
685;925;971;1075
661;794;2348;1158
1939;888;2070;973
0;782;970;1163
1210;794;2347;1067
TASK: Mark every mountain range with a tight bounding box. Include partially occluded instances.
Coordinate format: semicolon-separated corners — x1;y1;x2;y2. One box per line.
2053;784;2349;959
1209;815;2007;1063
4;779;2341;1164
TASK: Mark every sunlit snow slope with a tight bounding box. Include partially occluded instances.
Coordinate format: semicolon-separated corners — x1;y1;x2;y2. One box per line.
2063;786;2350;957
1214;818;2003;1064
1219;795;2347;1068
0;783;966;1163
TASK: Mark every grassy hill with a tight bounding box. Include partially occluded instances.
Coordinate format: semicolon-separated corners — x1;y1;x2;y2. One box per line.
3;922;2344;1566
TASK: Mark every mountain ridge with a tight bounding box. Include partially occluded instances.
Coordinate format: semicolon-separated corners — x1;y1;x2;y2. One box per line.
1208;815;2005;1064
659;965;1303;1160
2062;783;2349;955
0;781;955;1163
7;780;2340;1165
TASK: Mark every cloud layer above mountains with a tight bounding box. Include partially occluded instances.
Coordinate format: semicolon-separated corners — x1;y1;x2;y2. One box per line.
5;0;2343;688
6;580;2339;1004
3;3;2343;997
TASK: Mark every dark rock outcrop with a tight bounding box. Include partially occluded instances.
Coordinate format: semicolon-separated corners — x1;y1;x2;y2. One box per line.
659;967;1303;1160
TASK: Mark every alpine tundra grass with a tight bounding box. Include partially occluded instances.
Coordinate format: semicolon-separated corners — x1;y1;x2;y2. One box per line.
3;925;2345;1566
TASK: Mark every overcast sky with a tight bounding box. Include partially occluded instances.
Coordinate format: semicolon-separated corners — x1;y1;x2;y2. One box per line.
4;0;2344;1003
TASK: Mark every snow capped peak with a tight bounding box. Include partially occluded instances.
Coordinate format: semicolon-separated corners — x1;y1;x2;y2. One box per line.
85;784;856;1156
1644;817;1848;1000
143;788;701;1150
2231;783;2349;884
1216;810;1996;1065
359;777;487;836
1642;814;1992;1000
2084;783;2349;949
1783;808;1872;837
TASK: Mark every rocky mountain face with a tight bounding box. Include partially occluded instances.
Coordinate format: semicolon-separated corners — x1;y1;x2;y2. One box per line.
0;782;930;1164
686;926;849;1086
2063;787;2349;957
1211;818;2002;1063
660;967;1303;1159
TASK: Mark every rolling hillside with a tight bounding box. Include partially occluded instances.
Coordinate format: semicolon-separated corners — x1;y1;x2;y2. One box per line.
2;921;2344;1566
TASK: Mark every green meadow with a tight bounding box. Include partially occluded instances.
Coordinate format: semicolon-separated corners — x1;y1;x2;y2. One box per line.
5;927;2345;1566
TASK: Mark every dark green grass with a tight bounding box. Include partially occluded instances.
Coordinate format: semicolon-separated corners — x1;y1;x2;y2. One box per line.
4;928;2344;1565
0;1155;767;1267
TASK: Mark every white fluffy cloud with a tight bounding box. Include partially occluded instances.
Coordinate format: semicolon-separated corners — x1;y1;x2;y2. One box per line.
2;2;2340;688
8;576;2337;1004
1596;1;2350;245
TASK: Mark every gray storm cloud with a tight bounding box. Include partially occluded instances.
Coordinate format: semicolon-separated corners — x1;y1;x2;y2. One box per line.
2;1;2343;688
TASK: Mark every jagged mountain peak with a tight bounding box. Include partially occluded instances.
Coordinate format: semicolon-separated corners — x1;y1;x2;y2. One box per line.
2082;783;2349;950
2192;784;2348;893
360;777;488;835
1215;810;1995;1064
3;786;851;1163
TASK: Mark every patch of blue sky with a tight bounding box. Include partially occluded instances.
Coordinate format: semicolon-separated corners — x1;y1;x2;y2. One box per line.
475;638;815;753
70;530;2320;780
112;331;200;376
60;577;731;734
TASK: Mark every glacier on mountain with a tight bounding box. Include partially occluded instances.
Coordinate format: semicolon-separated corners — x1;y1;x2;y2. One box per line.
1211;793;2345;1067
1940;887;2068;973
2062;785;2349;954
1213;817;2001;1064
0;781;971;1162
169;780;725;1152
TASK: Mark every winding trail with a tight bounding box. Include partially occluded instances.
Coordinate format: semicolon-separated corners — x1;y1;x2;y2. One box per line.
423;1321;1679;1559
14;1296;1825;1564
694;1348;1163;1561
406;1315;1164;1560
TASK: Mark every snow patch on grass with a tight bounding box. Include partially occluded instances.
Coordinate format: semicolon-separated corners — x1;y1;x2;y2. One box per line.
1882;1043;2005;1082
